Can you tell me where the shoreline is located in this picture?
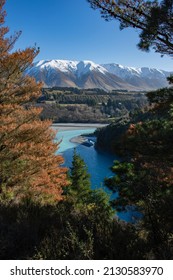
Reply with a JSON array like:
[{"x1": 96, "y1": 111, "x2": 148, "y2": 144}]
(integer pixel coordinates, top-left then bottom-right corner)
[
  {"x1": 70, "y1": 135, "x2": 87, "y2": 144},
  {"x1": 52, "y1": 122, "x2": 107, "y2": 145},
  {"x1": 51, "y1": 123, "x2": 108, "y2": 131}
]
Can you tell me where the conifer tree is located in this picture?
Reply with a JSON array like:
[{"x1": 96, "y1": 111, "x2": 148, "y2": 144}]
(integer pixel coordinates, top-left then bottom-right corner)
[
  {"x1": 88, "y1": 0, "x2": 173, "y2": 259},
  {"x1": 69, "y1": 149, "x2": 91, "y2": 204},
  {"x1": 0, "y1": 0, "x2": 68, "y2": 204},
  {"x1": 87, "y1": 0, "x2": 173, "y2": 56}
]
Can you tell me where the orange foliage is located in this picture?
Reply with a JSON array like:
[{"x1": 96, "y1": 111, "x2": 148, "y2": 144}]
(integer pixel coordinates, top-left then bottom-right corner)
[
  {"x1": 0, "y1": 1, "x2": 68, "y2": 204},
  {"x1": 127, "y1": 122, "x2": 143, "y2": 136}
]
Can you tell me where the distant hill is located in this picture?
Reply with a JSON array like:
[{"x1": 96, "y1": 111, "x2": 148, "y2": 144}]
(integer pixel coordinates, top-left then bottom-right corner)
[{"x1": 27, "y1": 59, "x2": 171, "y2": 91}]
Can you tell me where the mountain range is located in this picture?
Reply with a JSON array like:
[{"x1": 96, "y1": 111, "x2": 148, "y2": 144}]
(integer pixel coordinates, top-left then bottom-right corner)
[{"x1": 27, "y1": 59, "x2": 171, "y2": 91}]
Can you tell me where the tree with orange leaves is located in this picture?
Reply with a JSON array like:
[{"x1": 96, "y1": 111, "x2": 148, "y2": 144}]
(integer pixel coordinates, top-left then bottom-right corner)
[{"x1": 0, "y1": 0, "x2": 68, "y2": 204}]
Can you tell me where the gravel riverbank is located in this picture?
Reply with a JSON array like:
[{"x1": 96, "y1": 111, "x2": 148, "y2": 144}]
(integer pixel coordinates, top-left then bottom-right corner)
[{"x1": 51, "y1": 123, "x2": 107, "y2": 132}]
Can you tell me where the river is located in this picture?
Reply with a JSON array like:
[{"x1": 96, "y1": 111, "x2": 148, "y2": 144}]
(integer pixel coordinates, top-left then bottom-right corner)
[{"x1": 54, "y1": 124, "x2": 140, "y2": 222}]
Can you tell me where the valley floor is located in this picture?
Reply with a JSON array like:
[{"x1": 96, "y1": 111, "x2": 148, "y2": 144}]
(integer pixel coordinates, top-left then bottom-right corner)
[{"x1": 51, "y1": 123, "x2": 108, "y2": 131}]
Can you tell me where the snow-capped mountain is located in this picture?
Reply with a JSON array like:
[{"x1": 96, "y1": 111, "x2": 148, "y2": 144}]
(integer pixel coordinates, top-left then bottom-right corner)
[
  {"x1": 27, "y1": 59, "x2": 171, "y2": 91},
  {"x1": 102, "y1": 63, "x2": 171, "y2": 90}
]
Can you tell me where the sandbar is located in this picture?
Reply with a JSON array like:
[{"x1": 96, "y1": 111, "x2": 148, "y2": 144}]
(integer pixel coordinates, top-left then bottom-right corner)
[{"x1": 70, "y1": 135, "x2": 87, "y2": 144}]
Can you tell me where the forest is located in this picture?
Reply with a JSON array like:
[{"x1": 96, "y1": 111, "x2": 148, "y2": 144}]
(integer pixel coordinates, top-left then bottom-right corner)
[
  {"x1": 38, "y1": 88, "x2": 147, "y2": 123},
  {"x1": 0, "y1": 0, "x2": 173, "y2": 260}
]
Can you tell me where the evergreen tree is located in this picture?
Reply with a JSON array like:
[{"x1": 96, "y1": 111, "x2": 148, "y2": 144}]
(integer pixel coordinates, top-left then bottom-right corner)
[
  {"x1": 0, "y1": 0, "x2": 68, "y2": 204},
  {"x1": 103, "y1": 88, "x2": 173, "y2": 258},
  {"x1": 87, "y1": 0, "x2": 173, "y2": 56},
  {"x1": 69, "y1": 149, "x2": 91, "y2": 205},
  {"x1": 87, "y1": 0, "x2": 173, "y2": 259}
]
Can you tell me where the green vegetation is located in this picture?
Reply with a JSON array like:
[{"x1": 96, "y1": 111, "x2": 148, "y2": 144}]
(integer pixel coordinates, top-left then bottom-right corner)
[
  {"x1": 0, "y1": 0, "x2": 145, "y2": 260},
  {"x1": 39, "y1": 88, "x2": 147, "y2": 123},
  {"x1": 68, "y1": 149, "x2": 91, "y2": 206},
  {"x1": 88, "y1": 0, "x2": 173, "y2": 56},
  {"x1": 0, "y1": 151, "x2": 144, "y2": 260},
  {"x1": 88, "y1": 0, "x2": 173, "y2": 259},
  {"x1": 0, "y1": 199, "x2": 144, "y2": 260},
  {"x1": 1, "y1": 0, "x2": 173, "y2": 260},
  {"x1": 102, "y1": 96, "x2": 173, "y2": 258},
  {"x1": 95, "y1": 61, "x2": 173, "y2": 260}
]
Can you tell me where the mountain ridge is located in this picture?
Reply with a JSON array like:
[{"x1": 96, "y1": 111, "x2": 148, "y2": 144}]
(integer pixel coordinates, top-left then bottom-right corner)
[{"x1": 27, "y1": 59, "x2": 171, "y2": 91}]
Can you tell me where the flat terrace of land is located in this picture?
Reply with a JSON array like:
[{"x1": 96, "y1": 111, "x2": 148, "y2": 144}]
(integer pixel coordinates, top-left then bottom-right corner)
[{"x1": 51, "y1": 123, "x2": 107, "y2": 131}]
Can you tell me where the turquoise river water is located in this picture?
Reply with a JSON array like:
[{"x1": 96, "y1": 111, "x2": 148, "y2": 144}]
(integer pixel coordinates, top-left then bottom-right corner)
[{"x1": 55, "y1": 127, "x2": 140, "y2": 222}]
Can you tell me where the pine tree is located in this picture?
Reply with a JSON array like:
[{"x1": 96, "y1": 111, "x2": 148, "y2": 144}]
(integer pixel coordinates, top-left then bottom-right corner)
[
  {"x1": 69, "y1": 149, "x2": 91, "y2": 205},
  {"x1": 87, "y1": 0, "x2": 173, "y2": 56},
  {"x1": 0, "y1": 0, "x2": 68, "y2": 204},
  {"x1": 88, "y1": 0, "x2": 173, "y2": 259}
]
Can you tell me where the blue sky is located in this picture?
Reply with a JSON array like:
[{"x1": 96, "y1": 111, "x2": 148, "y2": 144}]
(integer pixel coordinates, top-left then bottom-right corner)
[{"x1": 5, "y1": 0, "x2": 173, "y2": 71}]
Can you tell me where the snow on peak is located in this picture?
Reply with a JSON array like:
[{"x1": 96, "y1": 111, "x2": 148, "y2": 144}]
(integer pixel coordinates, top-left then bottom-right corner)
[
  {"x1": 102, "y1": 63, "x2": 142, "y2": 77},
  {"x1": 35, "y1": 59, "x2": 78, "y2": 73},
  {"x1": 33, "y1": 59, "x2": 108, "y2": 77},
  {"x1": 102, "y1": 63, "x2": 169, "y2": 79},
  {"x1": 30, "y1": 59, "x2": 170, "y2": 83},
  {"x1": 35, "y1": 60, "x2": 46, "y2": 67},
  {"x1": 27, "y1": 59, "x2": 171, "y2": 91},
  {"x1": 76, "y1": 60, "x2": 107, "y2": 77}
]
